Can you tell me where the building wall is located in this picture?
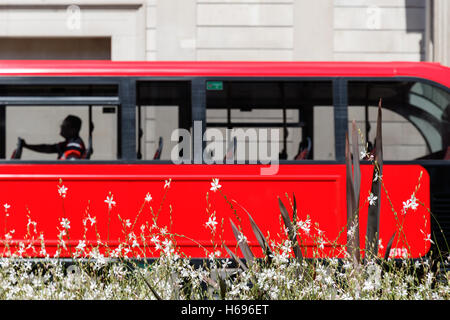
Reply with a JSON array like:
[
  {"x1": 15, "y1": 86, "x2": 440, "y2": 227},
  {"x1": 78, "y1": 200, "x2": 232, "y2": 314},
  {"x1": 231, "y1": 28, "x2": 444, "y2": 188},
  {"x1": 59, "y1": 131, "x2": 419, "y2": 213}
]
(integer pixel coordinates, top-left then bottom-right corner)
[
  {"x1": 433, "y1": 0, "x2": 450, "y2": 66},
  {"x1": 333, "y1": 0, "x2": 426, "y2": 61}
]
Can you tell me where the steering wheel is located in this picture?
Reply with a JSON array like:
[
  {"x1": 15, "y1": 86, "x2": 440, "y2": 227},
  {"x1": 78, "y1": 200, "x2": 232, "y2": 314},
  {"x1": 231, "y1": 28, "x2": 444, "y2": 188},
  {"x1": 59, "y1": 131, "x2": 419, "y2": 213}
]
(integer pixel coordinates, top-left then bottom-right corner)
[{"x1": 11, "y1": 137, "x2": 24, "y2": 159}]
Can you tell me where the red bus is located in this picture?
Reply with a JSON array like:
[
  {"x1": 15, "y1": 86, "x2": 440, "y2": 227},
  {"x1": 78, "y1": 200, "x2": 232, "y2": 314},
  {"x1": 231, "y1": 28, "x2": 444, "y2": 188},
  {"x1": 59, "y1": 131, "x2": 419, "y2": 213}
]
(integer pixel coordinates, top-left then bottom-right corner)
[{"x1": 0, "y1": 61, "x2": 448, "y2": 260}]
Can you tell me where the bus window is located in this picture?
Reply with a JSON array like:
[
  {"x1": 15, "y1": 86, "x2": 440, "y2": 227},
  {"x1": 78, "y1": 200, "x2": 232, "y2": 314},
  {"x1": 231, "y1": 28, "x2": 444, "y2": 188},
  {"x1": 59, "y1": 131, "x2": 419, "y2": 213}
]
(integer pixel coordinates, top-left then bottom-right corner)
[
  {"x1": 0, "y1": 84, "x2": 119, "y2": 161},
  {"x1": 348, "y1": 81, "x2": 450, "y2": 161},
  {"x1": 5, "y1": 106, "x2": 117, "y2": 161},
  {"x1": 205, "y1": 80, "x2": 334, "y2": 162},
  {"x1": 136, "y1": 81, "x2": 192, "y2": 161}
]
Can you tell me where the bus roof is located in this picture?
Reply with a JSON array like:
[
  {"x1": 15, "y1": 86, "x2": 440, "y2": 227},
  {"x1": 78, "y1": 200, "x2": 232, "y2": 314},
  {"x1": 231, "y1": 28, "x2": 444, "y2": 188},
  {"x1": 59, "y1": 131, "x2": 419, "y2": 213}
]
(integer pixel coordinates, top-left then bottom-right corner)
[{"x1": 0, "y1": 60, "x2": 449, "y2": 88}]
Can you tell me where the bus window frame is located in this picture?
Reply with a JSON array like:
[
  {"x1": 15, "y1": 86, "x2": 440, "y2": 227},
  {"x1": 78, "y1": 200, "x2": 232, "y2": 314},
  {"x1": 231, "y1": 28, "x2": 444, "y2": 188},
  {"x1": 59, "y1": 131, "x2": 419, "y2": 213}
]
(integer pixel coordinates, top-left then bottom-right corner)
[
  {"x1": 344, "y1": 76, "x2": 450, "y2": 164},
  {"x1": 0, "y1": 75, "x2": 448, "y2": 165},
  {"x1": 0, "y1": 76, "x2": 125, "y2": 161},
  {"x1": 202, "y1": 76, "x2": 343, "y2": 163}
]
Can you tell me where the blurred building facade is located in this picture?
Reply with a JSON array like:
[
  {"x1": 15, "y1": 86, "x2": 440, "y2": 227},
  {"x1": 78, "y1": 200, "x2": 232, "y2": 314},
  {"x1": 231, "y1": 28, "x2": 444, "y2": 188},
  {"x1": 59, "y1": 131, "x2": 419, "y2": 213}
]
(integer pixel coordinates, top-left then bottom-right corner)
[
  {"x1": 0, "y1": 0, "x2": 448, "y2": 64},
  {"x1": 0, "y1": 0, "x2": 448, "y2": 161}
]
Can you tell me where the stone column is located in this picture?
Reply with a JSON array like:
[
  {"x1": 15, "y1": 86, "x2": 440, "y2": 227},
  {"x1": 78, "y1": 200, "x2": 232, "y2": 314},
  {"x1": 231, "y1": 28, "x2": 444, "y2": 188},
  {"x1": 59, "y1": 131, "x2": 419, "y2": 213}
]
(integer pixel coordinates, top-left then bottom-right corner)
[{"x1": 433, "y1": 0, "x2": 450, "y2": 66}]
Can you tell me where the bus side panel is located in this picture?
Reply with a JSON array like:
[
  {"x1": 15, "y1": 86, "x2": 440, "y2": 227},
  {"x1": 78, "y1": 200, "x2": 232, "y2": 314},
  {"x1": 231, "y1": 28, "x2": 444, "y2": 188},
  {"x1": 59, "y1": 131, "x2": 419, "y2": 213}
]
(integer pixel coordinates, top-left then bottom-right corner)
[
  {"x1": 358, "y1": 164, "x2": 431, "y2": 259},
  {"x1": 0, "y1": 164, "x2": 429, "y2": 259}
]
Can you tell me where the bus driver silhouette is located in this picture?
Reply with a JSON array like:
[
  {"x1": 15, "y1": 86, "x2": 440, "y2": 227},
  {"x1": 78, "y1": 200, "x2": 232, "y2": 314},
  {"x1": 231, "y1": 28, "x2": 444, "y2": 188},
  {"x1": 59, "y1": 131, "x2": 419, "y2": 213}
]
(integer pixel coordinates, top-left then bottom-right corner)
[{"x1": 20, "y1": 115, "x2": 86, "y2": 160}]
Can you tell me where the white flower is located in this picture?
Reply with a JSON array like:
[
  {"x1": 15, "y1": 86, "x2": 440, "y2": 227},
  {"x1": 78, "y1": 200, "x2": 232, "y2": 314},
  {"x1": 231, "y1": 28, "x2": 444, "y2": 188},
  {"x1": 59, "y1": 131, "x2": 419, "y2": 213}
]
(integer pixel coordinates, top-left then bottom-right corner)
[
  {"x1": 402, "y1": 194, "x2": 419, "y2": 213},
  {"x1": 150, "y1": 235, "x2": 160, "y2": 244},
  {"x1": 347, "y1": 224, "x2": 357, "y2": 237},
  {"x1": 125, "y1": 219, "x2": 131, "y2": 228},
  {"x1": 315, "y1": 227, "x2": 324, "y2": 236},
  {"x1": 60, "y1": 218, "x2": 70, "y2": 230},
  {"x1": 154, "y1": 241, "x2": 162, "y2": 251},
  {"x1": 76, "y1": 240, "x2": 86, "y2": 251},
  {"x1": 205, "y1": 215, "x2": 218, "y2": 231},
  {"x1": 210, "y1": 178, "x2": 222, "y2": 192},
  {"x1": 87, "y1": 214, "x2": 96, "y2": 226},
  {"x1": 145, "y1": 192, "x2": 152, "y2": 202},
  {"x1": 368, "y1": 193, "x2": 378, "y2": 206},
  {"x1": 378, "y1": 238, "x2": 384, "y2": 250},
  {"x1": 221, "y1": 258, "x2": 231, "y2": 268},
  {"x1": 164, "y1": 179, "x2": 171, "y2": 189},
  {"x1": 3, "y1": 203, "x2": 10, "y2": 212},
  {"x1": 360, "y1": 150, "x2": 369, "y2": 160},
  {"x1": 128, "y1": 232, "x2": 136, "y2": 241},
  {"x1": 318, "y1": 238, "x2": 326, "y2": 250},
  {"x1": 297, "y1": 219, "x2": 311, "y2": 234},
  {"x1": 58, "y1": 185, "x2": 68, "y2": 198},
  {"x1": 237, "y1": 233, "x2": 247, "y2": 244},
  {"x1": 420, "y1": 229, "x2": 434, "y2": 244},
  {"x1": 208, "y1": 250, "x2": 221, "y2": 260},
  {"x1": 208, "y1": 252, "x2": 216, "y2": 260},
  {"x1": 402, "y1": 200, "x2": 410, "y2": 212},
  {"x1": 104, "y1": 194, "x2": 116, "y2": 209},
  {"x1": 17, "y1": 243, "x2": 25, "y2": 256},
  {"x1": 162, "y1": 239, "x2": 172, "y2": 250},
  {"x1": 409, "y1": 200, "x2": 419, "y2": 211},
  {"x1": 373, "y1": 171, "x2": 382, "y2": 182}
]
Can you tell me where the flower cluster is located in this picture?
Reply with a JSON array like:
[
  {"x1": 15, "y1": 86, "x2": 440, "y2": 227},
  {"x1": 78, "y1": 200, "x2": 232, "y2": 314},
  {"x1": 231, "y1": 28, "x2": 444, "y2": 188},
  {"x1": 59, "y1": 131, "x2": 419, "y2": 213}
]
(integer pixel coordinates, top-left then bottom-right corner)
[
  {"x1": 402, "y1": 194, "x2": 419, "y2": 213},
  {"x1": 0, "y1": 176, "x2": 445, "y2": 301}
]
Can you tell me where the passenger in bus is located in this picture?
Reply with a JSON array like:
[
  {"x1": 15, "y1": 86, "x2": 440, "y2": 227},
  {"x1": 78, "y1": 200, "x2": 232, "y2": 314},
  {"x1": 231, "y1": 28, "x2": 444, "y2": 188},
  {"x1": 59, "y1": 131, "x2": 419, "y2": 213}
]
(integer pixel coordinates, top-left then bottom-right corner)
[
  {"x1": 20, "y1": 115, "x2": 86, "y2": 160},
  {"x1": 295, "y1": 137, "x2": 312, "y2": 160}
]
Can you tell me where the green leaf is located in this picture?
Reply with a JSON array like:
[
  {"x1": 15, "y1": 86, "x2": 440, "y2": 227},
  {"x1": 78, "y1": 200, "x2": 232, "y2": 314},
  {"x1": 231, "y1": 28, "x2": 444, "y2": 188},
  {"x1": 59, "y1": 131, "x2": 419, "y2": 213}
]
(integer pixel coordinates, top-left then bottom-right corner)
[
  {"x1": 366, "y1": 98, "x2": 383, "y2": 259},
  {"x1": 124, "y1": 262, "x2": 162, "y2": 300},
  {"x1": 223, "y1": 243, "x2": 248, "y2": 271},
  {"x1": 246, "y1": 211, "x2": 273, "y2": 261},
  {"x1": 218, "y1": 273, "x2": 227, "y2": 300},
  {"x1": 229, "y1": 218, "x2": 254, "y2": 266},
  {"x1": 278, "y1": 198, "x2": 302, "y2": 260},
  {"x1": 293, "y1": 194, "x2": 298, "y2": 225},
  {"x1": 345, "y1": 132, "x2": 360, "y2": 264},
  {"x1": 384, "y1": 231, "x2": 396, "y2": 260},
  {"x1": 351, "y1": 120, "x2": 361, "y2": 207}
]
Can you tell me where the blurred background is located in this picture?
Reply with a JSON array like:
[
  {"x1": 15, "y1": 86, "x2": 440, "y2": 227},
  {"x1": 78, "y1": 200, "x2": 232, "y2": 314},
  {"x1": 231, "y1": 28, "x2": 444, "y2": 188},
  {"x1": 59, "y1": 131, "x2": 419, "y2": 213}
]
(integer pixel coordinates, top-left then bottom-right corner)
[{"x1": 0, "y1": 0, "x2": 448, "y2": 64}]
